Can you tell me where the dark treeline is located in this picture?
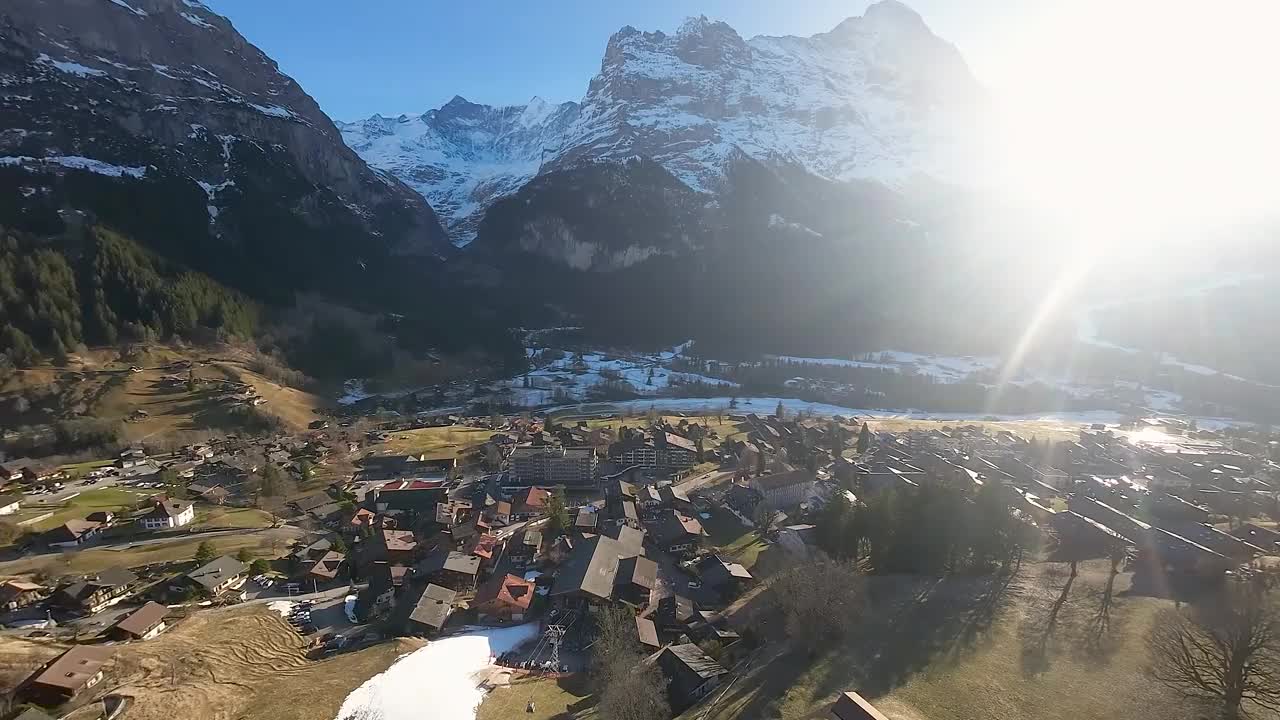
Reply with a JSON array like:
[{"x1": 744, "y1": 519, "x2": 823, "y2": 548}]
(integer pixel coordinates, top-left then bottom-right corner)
[
  {"x1": 0, "y1": 224, "x2": 256, "y2": 367},
  {"x1": 817, "y1": 482, "x2": 1035, "y2": 575}
]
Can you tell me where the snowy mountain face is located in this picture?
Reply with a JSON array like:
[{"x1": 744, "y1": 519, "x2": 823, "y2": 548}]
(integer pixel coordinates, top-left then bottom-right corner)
[
  {"x1": 338, "y1": 97, "x2": 579, "y2": 246},
  {"x1": 342, "y1": 0, "x2": 982, "y2": 251},
  {"x1": 1, "y1": 0, "x2": 449, "y2": 297}
]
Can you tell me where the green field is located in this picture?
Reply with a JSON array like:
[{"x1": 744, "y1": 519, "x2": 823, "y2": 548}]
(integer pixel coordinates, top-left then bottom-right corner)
[
  {"x1": 13, "y1": 487, "x2": 146, "y2": 531},
  {"x1": 477, "y1": 675, "x2": 596, "y2": 720},
  {"x1": 0, "y1": 527, "x2": 302, "y2": 578},
  {"x1": 192, "y1": 506, "x2": 274, "y2": 530},
  {"x1": 380, "y1": 425, "x2": 494, "y2": 458}
]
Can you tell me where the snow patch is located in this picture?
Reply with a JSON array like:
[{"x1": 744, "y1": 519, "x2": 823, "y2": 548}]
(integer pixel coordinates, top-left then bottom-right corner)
[
  {"x1": 333, "y1": 624, "x2": 539, "y2": 720},
  {"x1": 248, "y1": 102, "x2": 295, "y2": 119},
  {"x1": 108, "y1": 0, "x2": 149, "y2": 17},
  {"x1": 767, "y1": 352, "x2": 1000, "y2": 383},
  {"x1": 0, "y1": 155, "x2": 146, "y2": 178},
  {"x1": 266, "y1": 601, "x2": 295, "y2": 617},
  {"x1": 180, "y1": 12, "x2": 214, "y2": 29},
  {"x1": 36, "y1": 54, "x2": 108, "y2": 78}
]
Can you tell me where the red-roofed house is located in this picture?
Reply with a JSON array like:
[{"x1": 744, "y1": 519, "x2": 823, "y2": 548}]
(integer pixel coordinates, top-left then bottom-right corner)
[
  {"x1": 471, "y1": 573, "x2": 535, "y2": 622},
  {"x1": 512, "y1": 487, "x2": 552, "y2": 520}
]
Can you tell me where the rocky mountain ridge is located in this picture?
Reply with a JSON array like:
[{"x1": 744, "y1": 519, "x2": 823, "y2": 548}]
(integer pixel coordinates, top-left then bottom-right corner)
[
  {"x1": 340, "y1": 0, "x2": 983, "y2": 252},
  {"x1": 0, "y1": 0, "x2": 450, "y2": 303}
]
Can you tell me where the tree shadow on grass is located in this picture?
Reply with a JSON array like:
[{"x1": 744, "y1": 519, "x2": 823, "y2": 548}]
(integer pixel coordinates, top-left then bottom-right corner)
[
  {"x1": 803, "y1": 569, "x2": 1019, "y2": 706},
  {"x1": 1020, "y1": 562, "x2": 1077, "y2": 676}
]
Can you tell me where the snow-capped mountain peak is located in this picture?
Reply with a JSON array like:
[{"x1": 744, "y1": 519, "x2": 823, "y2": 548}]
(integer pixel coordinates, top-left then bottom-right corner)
[{"x1": 341, "y1": 2, "x2": 981, "y2": 248}]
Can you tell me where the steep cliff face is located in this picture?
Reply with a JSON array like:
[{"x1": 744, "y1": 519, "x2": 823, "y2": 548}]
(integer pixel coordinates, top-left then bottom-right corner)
[
  {"x1": 0, "y1": 0, "x2": 449, "y2": 302},
  {"x1": 343, "y1": 0, "x2": 982, "y2": 259}
]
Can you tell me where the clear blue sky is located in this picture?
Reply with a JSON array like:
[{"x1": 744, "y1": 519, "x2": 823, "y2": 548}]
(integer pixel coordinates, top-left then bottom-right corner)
[{"x1": 205, "y1": 0, "x2": 1024, "y2": 121}]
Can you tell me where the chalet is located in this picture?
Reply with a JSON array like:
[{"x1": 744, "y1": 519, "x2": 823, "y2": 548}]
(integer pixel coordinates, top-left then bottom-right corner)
[
  {"x1": 655, "y1": 594, "x2": 696, "y2": 633},
  {"x1": 830, "y1": 691, "x2": 891, "y2": 720},
  {"x1": 550, "y1": 535, "x2": 628, "y2": 606},
  {"x1": 460, "y1": 532, "x2": 499, "y2": 566},
  {"x1": 657, "y1": 484, "x2": 693, "y2": 511},
  {"x1": 44, "y1": 519, "x2": 103, "y2": 549},
  {"x1": 0, "y1": 458, "x2": 34, "y2": 485},
  {"x1": 418, "y1": 550, "x2": 481, "y2": 590},
  {"x1": 574, "y1": 504, "x2": 602, "y2": 533},
  {"x1": 471, "y1": 573, "x2": 535, "y2": 622},
  {"x1": 508, "y1": 528, "x2": 544, "y2": 568},
  {"x1": 85, "y1": 510, "x2": 114, "y2": 524},
  {"x1": 117, "y1": 447, "x2": 148, "y2": 469},
  {"x1": 305, "y1": 551, "x2": 347, "y2": 585},
  {"x1": 614, "y1": 555, "x2": 658, "y2": 605},
  {"x1": 688, "y1": 609, "x2": 741, "y2": 647},
  {"x1": 21, "y1": 646, "x2": 114, "y2": 706},
  {"x1": 0, "y1": 580, "x2": 46, "y2": 611},
  {"x1": 602, "y1": 523, "x2": 646, "y2": 558},
  {"x1": 657, "y1": 643, "x2": 729, "y2": 710},
  {"x1": 307, "y1": 502, "x2": 345, "y2": 524},
  {"x1": 109, "y1": 601, "x2": 169, "y2": 641},
  {"x1": 55, "y1": 567, "x2": 136, "y2": 613},
  {"x1": 21, "y1": 461, "x2": 63, "y2": 485},
  {"x1": 407, "y1": 583, "x2": 456, "y2": 635},
  {"x1": 489, "y1": 500, "x2": 513, "y2": 526},
  {"x1": 724, "y1": 484, "x2": 763, "y2": 518},
  {"x1": 348, "y1": 507, "x2": 377, "y2": 532},
  {"x1": 751, "y1": 470, "x2": 817, "y2": 514},
  {"x1": 0, "y1": 492, "x2": 21, "y2": 515},
  {"x1": 511, "y1": 486, "x2": 552, "y2": 520},
  {"x1": 695, "y1": 554, "x2": 753, "y2": 599},
  {"x1": 854, "y1": 460, "x2": 926, "y2": 494},
  {"x1": 186, "y1": 555, "x2": 248, "y2": 596},
  {"x1": 138, "y1": 500, "x2": 195, "y2": 531},
  {"x1": 291, "y1": 536, "x2": 334, "y2": 563},
  {"x1": 290, "y1": 492, "x2": 335, "y2": 515},
  {"x1": 380, "y1": 529, "x2": 419, "y2": 563},
  {"x1": 372, "y1": 479, "x2": 448, "y2": 515},
  {"x1": 648, "y1": 509, "x2": 705, "y2": 555},
  {"x1": 636, "y1": 615, "x2": 661, "y2": 650}
]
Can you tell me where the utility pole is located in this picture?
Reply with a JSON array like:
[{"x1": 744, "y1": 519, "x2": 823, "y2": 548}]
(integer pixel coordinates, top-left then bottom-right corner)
[{"x1": 545, "y1": 624, "x2": 565, "y2": 670}]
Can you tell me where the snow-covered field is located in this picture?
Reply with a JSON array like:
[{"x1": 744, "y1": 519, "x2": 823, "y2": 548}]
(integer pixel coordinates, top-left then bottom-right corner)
[
  {"x1": 768, "y1": 352, "x2": 1001, "y2": 383},
  {"x1": 492, "y1": 349, "x2": 738, "y2": 406},
  {"x1": 548, "y1": 395, "x2": 1126, "y2": 426},
  {"x1": 334, "y1": 624, "x2": 538, "y2": 720}
]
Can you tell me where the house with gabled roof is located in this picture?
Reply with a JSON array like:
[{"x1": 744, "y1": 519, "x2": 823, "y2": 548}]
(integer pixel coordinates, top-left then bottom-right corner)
[
  {"x1": 55, "y1": 567, "x2": 136, "y2": 614},
  {"x1": 471, "y1": 573, "x2": 535, "y2": 622},
  {"x1": 407, "y1": 583, "x2": 456, "y2": 636},
  {"x1": 21, "y1": 645, "x2": 114, "y2": 705},
  {"x1": 139, "y1": 499, "x2": 195, "y2": 531},
  {"x1": 657, "y1": 643, "x2": 729, "y2": 711},
  {"x1": 185, "y1": 555, "x2": 248, "y2": 596},
  {"x1": 109, "y1": 601, "x2": 169, "y2": 641},
  {"x1": 647, "y1": 509, "x2": 705, "y2": 555}
]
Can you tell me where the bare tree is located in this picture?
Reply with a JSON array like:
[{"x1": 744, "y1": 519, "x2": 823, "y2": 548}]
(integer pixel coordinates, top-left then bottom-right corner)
[
  {"x1": 1148, "y1": 588, "x2": 1280, "y2": 719},
  {"x1": 590, "y1": 606, "x2": 669, "y2": 720},
  {"x1": 772, "y1": 557, "x2": 865, "y2": 651}
]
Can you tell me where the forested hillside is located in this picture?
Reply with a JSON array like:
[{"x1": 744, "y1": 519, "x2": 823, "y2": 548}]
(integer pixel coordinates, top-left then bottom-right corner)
[{"x1": 0, "y1": 225, "x2": 256, "y2": 368}]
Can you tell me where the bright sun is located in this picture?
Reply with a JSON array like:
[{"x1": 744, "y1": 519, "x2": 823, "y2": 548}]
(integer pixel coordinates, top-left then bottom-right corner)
[{"x1": 984, "y1": 0, "x2": 1280, "y2": 250}]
